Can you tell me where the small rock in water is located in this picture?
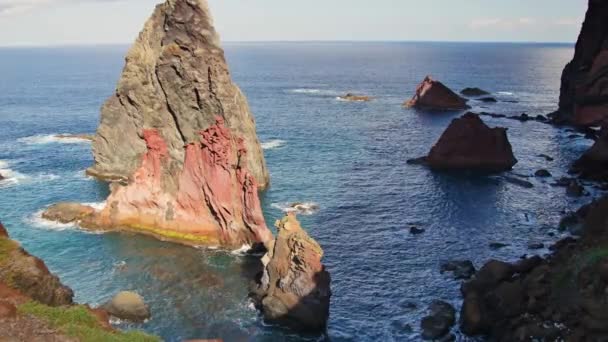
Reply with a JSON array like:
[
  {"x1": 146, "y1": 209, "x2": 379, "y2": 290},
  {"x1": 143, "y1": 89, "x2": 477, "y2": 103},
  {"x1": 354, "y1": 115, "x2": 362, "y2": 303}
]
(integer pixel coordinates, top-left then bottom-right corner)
[
  {"x1": 534, "y1": 169, "x2": 552, "y2": 178},
  {"x1": 566, "y1": 181, "x2": 585, "y2": 197},
  {"x1": 535, "y1": 115, "x2": 548, "y2": 122},
  {"x1": 527, "y1": 242, "x2": 545, "y2": 250},
  {"x1": 502, "y1": 176, "x2": 534, "y2": 189},
  {"x1": 420, "y1": 301, "x2": 456, "y2": 340},
  {"x1": 102, "y1": 291, "x2": 150, "y2": 322},
  {"x1": 461, "y1": 87, "x2": 490, "y2": 97},
  {"x1": 338, "y1": 93, "x2": 372, "y2": 102},
  {"x1": 440, "y1": 260, "x2": 476, "y2": 280},
  {"x1": 538, "y1": 154, "x2": 554, "y2": 162},
  {"x1": 410, "y1": 226, "x2": 426, "y2": 235},
  {"x1": 479, "y1": 97, "x2": 497, "y2": 103},
  {"x1": 552, "y1": 177, "x2": 574, "y2": 187},
  {"x1": 0, "y1": 173, "x2": 4, "y2": 181},
  {"x1": 489, "y1": 242, "x2": 510, "y2": 250},
  {"x1": 406, "y1": 156, "x2": 428, "y2": 165},
  {"x1": 287, "y1": 202, "x2": 320, "y2": 215}
]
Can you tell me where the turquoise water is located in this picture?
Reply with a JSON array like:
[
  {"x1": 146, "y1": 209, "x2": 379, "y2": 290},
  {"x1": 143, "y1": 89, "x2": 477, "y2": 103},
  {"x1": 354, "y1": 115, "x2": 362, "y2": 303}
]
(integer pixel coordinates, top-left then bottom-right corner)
[{"x1": 0, "y1": 42, "x2": 595, "y2": 341}]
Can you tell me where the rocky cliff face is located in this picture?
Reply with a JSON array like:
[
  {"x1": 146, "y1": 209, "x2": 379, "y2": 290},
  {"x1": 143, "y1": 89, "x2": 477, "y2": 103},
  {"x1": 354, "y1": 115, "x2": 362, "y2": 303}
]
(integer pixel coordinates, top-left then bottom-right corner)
[
  {"x1": 251, "y1": 214, "x2": 331, "y2": 332},
  {"x1": 556, "y1": 0, "x2": 608, "y2": 126},
  {"x1": 83, "y1": 0, "x2": 272, "y2": 247}
]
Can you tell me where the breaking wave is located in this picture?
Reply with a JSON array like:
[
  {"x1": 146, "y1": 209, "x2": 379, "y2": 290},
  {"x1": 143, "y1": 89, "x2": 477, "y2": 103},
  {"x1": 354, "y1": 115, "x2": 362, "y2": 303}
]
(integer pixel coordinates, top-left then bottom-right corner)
[
  {"x1": 261, "y1": 139, "x2": 286, "y2": 150},
  {"x1": 18, "y1": 134, "x2": 91, "y2": 145},
  {"x1": 26, "y1": 209, "x2": 77, "y2": 231},
  {"x1": 288, "y1": 88, "x2": 341, "y2": 97},
  {"x1": 271, "y1": 201, "x2": 320, "y2": 215}
]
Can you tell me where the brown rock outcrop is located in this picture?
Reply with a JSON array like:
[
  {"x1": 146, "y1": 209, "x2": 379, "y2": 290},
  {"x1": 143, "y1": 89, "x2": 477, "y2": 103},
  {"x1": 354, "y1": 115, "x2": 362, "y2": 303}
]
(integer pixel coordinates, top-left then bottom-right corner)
[
  {"x1": 556, "y1": 0, "x2": 608, "y2": 126},
  {"x1": 58, "y1": 0, "x2": 272, "y2": 248},
  {"x1": 423, "y1": 113, "x2": 517, "y2": 172},
  {"x1": 338, "y1": 93, "x2": 372, "y2": 102},
  {"x1": 405, "y1": 76, "x2": 470, "y2": 110},
  {"x1": 0, "y1": 222, "x2": 73, "y2": 306},
  {"x1": 251, "y1": 214, "x2": 331, "y2": 332},
  {"x1": 571, "y1": 128, "x2": 608, "y2": 180}
]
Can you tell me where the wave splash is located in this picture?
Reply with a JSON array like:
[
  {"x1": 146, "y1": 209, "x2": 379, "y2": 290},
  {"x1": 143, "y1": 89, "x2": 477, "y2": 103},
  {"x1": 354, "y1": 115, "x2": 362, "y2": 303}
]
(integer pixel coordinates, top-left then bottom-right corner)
[
  {"x1": 18, "y1": 134, "x2": 91, "y2": 145},
  {"x1": 271, "y1": 202, "x2": 320, "y2": 215},
  {"x1": 261, "y1": 139, "x2": 286, "y2": 150}
]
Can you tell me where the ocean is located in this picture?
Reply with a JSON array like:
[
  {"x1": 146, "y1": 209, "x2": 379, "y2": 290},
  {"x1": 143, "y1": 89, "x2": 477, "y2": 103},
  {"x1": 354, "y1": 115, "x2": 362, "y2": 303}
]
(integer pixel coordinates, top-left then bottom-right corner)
[{"x1": 0, "y1": 42, "x2": 591, "y2": 341}]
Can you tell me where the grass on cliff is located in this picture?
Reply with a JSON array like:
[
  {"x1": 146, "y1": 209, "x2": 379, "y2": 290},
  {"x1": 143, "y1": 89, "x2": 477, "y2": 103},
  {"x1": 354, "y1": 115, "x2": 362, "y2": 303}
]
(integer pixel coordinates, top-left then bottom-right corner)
[
  {"x1": 0, "y1": 237, "x2": 18, "y2": 263},
  {"x1": 18, "y1": 301, "x2": 160, "y2": 342}
]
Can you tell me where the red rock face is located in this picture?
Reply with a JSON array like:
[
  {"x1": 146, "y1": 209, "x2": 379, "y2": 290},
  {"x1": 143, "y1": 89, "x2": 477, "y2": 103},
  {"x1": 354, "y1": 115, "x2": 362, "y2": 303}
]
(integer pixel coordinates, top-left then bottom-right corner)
[
  {"x1": 558, "y1": 0, "x2": 608, "y2": 126},
  {"x1": 405, "y1": 76, "x2": 470, "y2": 111},
  {"x1": 97, "y1": 117, "x2": 273, "y2": 247},
  {"x1": 426, "y1": 113, "x2": 518, "y2": 172}
]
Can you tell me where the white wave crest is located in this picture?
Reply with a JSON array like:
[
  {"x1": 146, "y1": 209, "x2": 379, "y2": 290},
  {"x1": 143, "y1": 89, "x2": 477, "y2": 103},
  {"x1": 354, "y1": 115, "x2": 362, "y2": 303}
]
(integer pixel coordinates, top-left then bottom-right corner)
[
  {"x1": 18, "y1": 134, "x2": 91, "y2": 145},
  {"x1": 231, "y1": 244, "x2": 253, "y2": 256},
  {"x1": 0, "y1": 160, "x2": 30, "y2": 186},
  {"x1": 271, "y1": 202, "x2": 320, "y2": 215},
  {"x1": 25, "y1": 209, "x2": 77, "y2": 231},
  {"x1": 82, "y1": 201, "x2": 106, "y2": 211},
  {"x1": 288, "y1": 88, "x2": 340, "y2": 96},
  {"x1": 261, "y1": 139, "x2": 286, "y2": 150},
  {"x1": 497, "y1": 91, "x2": 515, "y2": 96}
]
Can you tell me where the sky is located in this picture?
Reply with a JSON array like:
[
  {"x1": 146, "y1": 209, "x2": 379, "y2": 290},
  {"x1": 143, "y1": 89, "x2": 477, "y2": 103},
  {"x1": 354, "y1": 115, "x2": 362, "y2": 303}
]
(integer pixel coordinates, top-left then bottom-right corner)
[{"x1": 0, "y1": 0, "x2": 588, "y2": 46}]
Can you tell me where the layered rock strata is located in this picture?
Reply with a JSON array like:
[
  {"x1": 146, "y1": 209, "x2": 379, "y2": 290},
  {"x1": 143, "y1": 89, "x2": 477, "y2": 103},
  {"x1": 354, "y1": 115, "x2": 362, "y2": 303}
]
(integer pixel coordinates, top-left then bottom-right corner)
[
  {"x1": 405, "y1": 76, "x2": 470, "y2": 110},
  {"x1": 49, "y1": 0, "x2": 272, "y2": 247},
  {"x1": 251, "y1": 214, "x2": 331, "y2": 332}
]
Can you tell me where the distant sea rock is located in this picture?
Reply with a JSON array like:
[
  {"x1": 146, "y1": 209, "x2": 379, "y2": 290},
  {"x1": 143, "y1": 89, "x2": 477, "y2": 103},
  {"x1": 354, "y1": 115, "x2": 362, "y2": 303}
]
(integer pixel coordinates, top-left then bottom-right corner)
[
  {"x1": 250, "y1": 214, "x2": 331, "y2": 332},
  {"x1": 424, "y1": 113, "x2": 517, "y2": 172},
  {"x1": 338, "y1": 93, "x2": 373, "y2": 102},
  {"x1": 461, "y1": 87, "x2": 490, "y2": 97},
  {"x1": 63, "y1": 0, "x2": 273, "y2": 248},
  {"x1": 405, "y1": 76, "x2": 470, "y2": 110},
  {"x1": 555, "y1": 0, "x2": 608, "y2": 126}
]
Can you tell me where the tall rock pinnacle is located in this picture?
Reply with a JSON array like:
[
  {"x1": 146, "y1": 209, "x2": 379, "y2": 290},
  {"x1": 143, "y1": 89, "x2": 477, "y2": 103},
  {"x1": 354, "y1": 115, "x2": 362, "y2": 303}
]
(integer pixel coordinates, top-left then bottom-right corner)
[{"x1": 83, "y1": 0, "x2": 272, "y2": 247}]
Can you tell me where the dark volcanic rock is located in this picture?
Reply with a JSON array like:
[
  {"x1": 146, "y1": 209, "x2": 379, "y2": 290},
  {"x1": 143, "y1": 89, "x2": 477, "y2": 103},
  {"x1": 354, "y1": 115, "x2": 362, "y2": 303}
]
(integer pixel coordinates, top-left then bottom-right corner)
[
  {"x1": 405, "y1": 76, "x2": 470, "y2": 111},
  {"x1": 440, "y1": 260, "x2": 476, "y2": 280},
  {"x1": 557, "y1": 0, "x2": 608, "y2": 126},
  {"x1": 425, "y1": 113, "x2": 517, "y2": 172},
  {"x1": 534, "y1": 169, "x2": 552, "y2": 178},
  {"x1": 251, "y1": 214, "x2": 331, "y2": 332},
  {"x1": 489, "y1": 242, "x2": 510, "y2": 250},
  {"x1": 410, "y1": 226, "x2": 426, "y2": 235},
  {"x1": 420, "y1": 301, "x2": 456, "y2": 340},
  {"x1": 478, "y1": 97, "x2": 497, "y2": 103},
  {"x1": 461, "y1": 88, "x2": 490, "y2": 97},
  {"x1": 572, "y1": 128, "x2": 608, "y2": 181},
  {"x1": 567, "y1": 181, "x2": 585, "y2": 197}
]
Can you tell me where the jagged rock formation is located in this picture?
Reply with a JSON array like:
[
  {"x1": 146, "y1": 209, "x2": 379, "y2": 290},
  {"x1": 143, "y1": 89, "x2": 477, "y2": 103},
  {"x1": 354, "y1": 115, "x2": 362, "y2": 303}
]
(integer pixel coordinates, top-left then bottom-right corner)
[
  {"x1": 64, "y1": 0, "x2": 272, "y2": 247},
  {"x1": 555, "y1": 0, "x2": 608, "y2": 126},
  {"x1": 420, "y1": 113, "x2": 517, "y2": 172},
  {"x1": 571, "y1": 128, "x2": 608, "y2": 180},
  {"x1": 251, "y1": 214, "x2": 331, "y2": 332},
  {"x1": 405, "y1": 76, "x2": 470, "y2": 110},
  {"x1": 0, "y1": 222, "x2": 73, "y2": 306}
]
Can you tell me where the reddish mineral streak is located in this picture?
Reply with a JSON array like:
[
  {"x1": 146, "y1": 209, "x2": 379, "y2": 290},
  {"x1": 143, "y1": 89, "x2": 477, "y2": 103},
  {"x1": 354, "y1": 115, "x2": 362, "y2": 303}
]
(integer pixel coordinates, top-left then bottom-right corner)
[{"x1": 98, "y1": 117, "x2": 272, "y2": 246}]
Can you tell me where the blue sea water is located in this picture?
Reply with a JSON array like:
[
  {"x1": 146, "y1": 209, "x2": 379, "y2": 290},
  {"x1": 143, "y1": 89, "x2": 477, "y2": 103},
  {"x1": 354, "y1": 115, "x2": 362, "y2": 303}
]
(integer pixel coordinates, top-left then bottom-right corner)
[{"x1": 0, "y1": 42, "x2": 594, "y2": 341}]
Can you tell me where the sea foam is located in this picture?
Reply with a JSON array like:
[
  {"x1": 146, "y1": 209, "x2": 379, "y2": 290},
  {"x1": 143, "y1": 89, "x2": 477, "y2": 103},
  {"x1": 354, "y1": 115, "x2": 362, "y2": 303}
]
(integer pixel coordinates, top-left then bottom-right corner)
[
  {"x1": 261, "y1": 139, "x2": 286, "y2": 150},
  {"x1": 18, "y1": 134, "x2": 91, "y2": 145},
  {"x1": 271, "y1": 202, "x2": 320, "y2": 215}
]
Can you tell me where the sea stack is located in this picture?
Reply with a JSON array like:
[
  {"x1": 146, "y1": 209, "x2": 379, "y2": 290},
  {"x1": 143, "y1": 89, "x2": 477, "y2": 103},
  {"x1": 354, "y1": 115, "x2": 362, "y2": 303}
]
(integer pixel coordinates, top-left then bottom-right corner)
[
  {"x1": 555, "y1": 0, "x2": 608, "y2": 126},
  {"x1": 251, "y1": 214, "x2": 331, "y2": 332},
  {"x1": 405, "y1": 76, "x2": 470, "y2": 111},
  {"x1": 46, "y1": 0, "x2": 274, "y2": 248},
  {"x1": 424, "y1": 113, "x2": 517, "y2": 172}
]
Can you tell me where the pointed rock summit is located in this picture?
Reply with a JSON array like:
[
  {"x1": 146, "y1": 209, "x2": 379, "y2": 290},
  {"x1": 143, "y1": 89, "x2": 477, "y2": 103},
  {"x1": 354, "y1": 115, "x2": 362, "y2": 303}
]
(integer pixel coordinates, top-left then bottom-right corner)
[
  {"x1": 405, "y1": 76, "x2": 470, "y2": 111},
  {"x1": 424, "y1": 113, "x2": 517, "y2": 172},
  {"x1": 48, "y1": 0, "x2": 273, "y2": 247}
]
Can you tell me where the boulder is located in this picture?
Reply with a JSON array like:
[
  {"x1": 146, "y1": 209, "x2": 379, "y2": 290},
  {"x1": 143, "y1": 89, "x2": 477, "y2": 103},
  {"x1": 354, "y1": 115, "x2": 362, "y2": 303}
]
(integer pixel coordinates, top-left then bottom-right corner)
[
  {"x1": 102, "y1": 291, "x2": 150, "y2": 322},
  {"x1": 556, "y1": 0, "x2": 608, "y2": 126},
  {"x1": 440, "y1": 260, "x2": 476, "y2": 280},
  {"x1": 420, "y1": 301, "x2": 456, "y2": 340},
  {"x1": 55, "y1": 0, "x2": 273, "y2": 248},
  {"x1": 251, "y1": 214, "x2": 331, "y2": 332},
  {"x1": 461, "y1": 88, "x2": 490, "y2": 97},
  {"x1": 41, "y1": 203, "x2": 97, "y2": 226},
  {"x1": 571, "y1": 128, "x2": 608, "y2": 181},
  {"x1": 424, "y1": 113, "x2": 518, "y2": 172},
  {"x1": 405, "y1": 76, "x2": 470, "y2": 110},
  {"x1": 534, "y1": 169, "x2": 552, "y2": 178},
  {"x1": 0, "y1": 173, "x2": 4, "y2": 181},
  {"x1": 338, "y1": 93, "x2": 372, "y2": 102}
]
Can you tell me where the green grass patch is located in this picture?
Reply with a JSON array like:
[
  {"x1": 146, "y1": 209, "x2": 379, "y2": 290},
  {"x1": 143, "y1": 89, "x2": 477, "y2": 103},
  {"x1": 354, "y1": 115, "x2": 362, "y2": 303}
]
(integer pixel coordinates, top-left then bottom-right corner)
[
  {"x1": 0, "y1": 237, "x2": 18, "y2": 263},
  {"x1": 18, "y1": 301, "x2": 160, "y2": 342}
]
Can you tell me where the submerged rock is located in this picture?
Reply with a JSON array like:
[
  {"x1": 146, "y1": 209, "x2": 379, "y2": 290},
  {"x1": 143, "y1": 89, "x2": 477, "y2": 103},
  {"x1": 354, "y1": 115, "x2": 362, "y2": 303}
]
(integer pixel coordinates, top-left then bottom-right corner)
[
  {"x1": 338, "y1": 93, "x2": 372, "y2": 102},
  {"x1": 424, "y1": 113, "x2": 517, "y2": 172},
  {"x1": 567, "y1": 181, "x2": 585, "y2": 197},
  {"x1": 102, "y1": 291, "x2": 151, "y2": 322},
  {"x1": 440, "y1": 260, "x2": 475, "y2": 280},
  {"x1": 534, "y1": 169, "x2": 552, "y2": 178},
  {"x1": 461, "y1": 87, "x2": 490, "y2": 97},
  {"x1": 405, "y1": 76, "x2": 470, "y2": 110},
  {"x1": 556, "y1": 0, "x2": 608, "y2": 126},
  {"x1": 0, "y1": 222, "x2": 73, "y2": 306},
  {"x1": 61, "y1": 0, "x2": 272, "y2": 248},
  {"x1": 420, "y1": 301, "x2": 456, "y2": 340},
  {"x1": 251, "y1": 214, "x2": 331, "y2": 332}
]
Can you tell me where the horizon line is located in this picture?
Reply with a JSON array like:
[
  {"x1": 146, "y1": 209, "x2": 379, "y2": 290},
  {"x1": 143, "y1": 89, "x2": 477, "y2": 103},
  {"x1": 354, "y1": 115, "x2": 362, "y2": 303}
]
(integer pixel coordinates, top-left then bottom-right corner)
[{"x1": 0, "y1": 39, "x2": 575, "y2": 48}]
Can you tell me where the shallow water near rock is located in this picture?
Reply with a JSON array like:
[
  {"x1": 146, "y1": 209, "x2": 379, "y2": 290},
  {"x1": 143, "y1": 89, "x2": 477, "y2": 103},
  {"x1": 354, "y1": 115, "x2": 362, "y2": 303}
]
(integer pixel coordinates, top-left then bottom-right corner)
[{"x1": 0, "y1": 42, "x2": 596, "y2": 341}]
